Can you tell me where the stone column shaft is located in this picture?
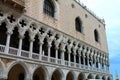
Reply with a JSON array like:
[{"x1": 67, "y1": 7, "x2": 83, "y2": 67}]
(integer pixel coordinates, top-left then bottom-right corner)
[
  {"x1": 39, "y1": 43, "x2": 43, "y2": 60},
  {"x1": 48, "y1": 44, "x2": 51, "y2": 62},
  {"x1": 18, "y1": 38, "x2": 22, "y2": 56},
  {"x1": 55, "y1": 48, "x2": 58, "y2": 63},
  {"x1": 61, "y1": 51, "x2": 64, "y2": 65},
  {"x1": 79, "y1": 55, "x2": 81, "y2": 64},
  {"x1": 5, "y1": 34, "x2": 11, "y2": 54},
  {"x1": 29, "y1": 41, "x2": 33, "y2": 58},
  {"x1": 68, "y1": 53, "x2": 70, "y2": 66}
]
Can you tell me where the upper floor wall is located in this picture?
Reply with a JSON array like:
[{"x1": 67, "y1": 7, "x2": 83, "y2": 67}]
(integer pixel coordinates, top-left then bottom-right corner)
[
  {"x1": 25, "y1": 0, "x2": 108, "y2": 53},
  {"x1": 0, "y1": 0, "x2": 108, "y2": 53}
]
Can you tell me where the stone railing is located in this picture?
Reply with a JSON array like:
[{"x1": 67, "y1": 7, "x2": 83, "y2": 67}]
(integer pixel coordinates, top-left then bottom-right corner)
[{"x1": 0, "y1": 44, "x2": 109, "y2": 74}]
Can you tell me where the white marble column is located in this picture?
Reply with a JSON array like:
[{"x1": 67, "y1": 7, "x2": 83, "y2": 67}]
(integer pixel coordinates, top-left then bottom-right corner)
[
  {"x1": 68, "y1": 53, "x2": 70, "y2": 66},
  {"x1": 74, "y1": 54, "x2": 76, "y2": 62},
  {"x1": 60, "y1": 42, "x2": 66, "y2": 65},
  {"x1": 48, "y1": 43, "x2": 51, "y2": 62},
  {"x1": 39, "y1": 42, "x2": 43, "y2": 60},
  {"x1": 83, "y1": 55, "x2": 85, "y2": 67},
  {"x1": 55, "y1": 47, "x2": 58, "y2": 63},
  {"x1": 94, "y1": 58, "x2": 96, "y2": 68},
  {"x1": 61, "y1": 50, "x2": 65, "y2": 65},
  {"x1": 18, "y1": 35, "x2": 24, "y2": 56},
  {"x1": 29, "y1": 40, "x2": 34, "y2": 58},
  {"x1": 5, "y1": 33, "x2": 11, "y2": 54},
  {"x1": 79, "y1": 55, "x2": 81, "y2": 65}
]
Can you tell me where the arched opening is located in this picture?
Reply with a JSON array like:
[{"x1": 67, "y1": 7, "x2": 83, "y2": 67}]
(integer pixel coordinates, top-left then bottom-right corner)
[
  {"x1": 76, "y1": 53, "x2": 79, "y2": 63},
  {"x1": 58, "y1": 46, "x2": 61, "y2": 59},
  {"x1": 75, "y1": 17, "x2": 82, "y2": 32},
  {"x1": 51, "y1": 69, "x2": 63, "y2": 80},
  {"x1": 58, "y1": 43, "x2": 61, "y2": 59},
  {"x1": 43, "y1": 0, "x2": 55, "y2": 17},
  {"x1": 22, "y1": 31, "x2": 30, "y2": 51},
  {"x1": 78, "y1": 73, "x2": 85, "y2": 80},
  {"x1": 42, "y1": 38, "x2": 48, "y2": 56},
  {"x1": 85, "y1": 55, "x2": 88, "y2": 66},
  {"x1": 107, "y1": 77, "x2": 111, "y2": 80},
  {"x1": 64, "y1": 46, "x2": 68, "y2": 61},
  {"x1": 70, "y1": 53, "x2": 74, "y2": 62},
  {"x1": 33, "y1": 67, "x2": 47, "y2": 80},
  {"x1": 66, "y1": 71, "x2": 74, "y2": 80},
  {"x1": 81, "y1": 52, "x2": 84, "y2": 65},
  {"x1": 89, "y1": 54, "x2": 92, "y2": 66},
  {"x1": 94, "y1": 29, "x2": 100, "y2": 42},
  {"x1": 10, "y1": 27, "x2": 19, "y2": 48},
  {"x1": 33, "y1": 35, "x2": 39, "y2": 54},
  {"x1": 50, "y1": 41, "x2": 56, "y2": 58},
  {"x1": 88, "y1": 74, "x2": 94, "y2": 79},
  {"x1": 96, "y1": 60, "x2": 99, "y2": 68},
  {"x1": 0, "y1": 22, "x2": 7, "y2": 45},
  {"x1": 102, "y1": 76, "x2": 106, "y2": 80},
  {"x1": 8, "y1": 64, "x2": 25, "y2": 80},
  {"x1": 95, "y1": 75, "x2": 100, "y2": 79},
  {"x1": 93, "y1": 55, "x2": 96, "y2": 67}
]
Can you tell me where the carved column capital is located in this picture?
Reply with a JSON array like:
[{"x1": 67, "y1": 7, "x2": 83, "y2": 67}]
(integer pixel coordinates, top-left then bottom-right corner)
[{"x1": 60, "y1": 42, "x2": 66, "y2": 52}]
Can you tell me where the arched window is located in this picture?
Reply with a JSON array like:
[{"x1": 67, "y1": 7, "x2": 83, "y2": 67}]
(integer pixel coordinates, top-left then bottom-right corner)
[
  {"x1": 22, "y1": 31, "x2": 30, "y2": 51},
  {"x1": 33, "y1": 35, "x2": 39, "y2": 53},
  {"x1": 75, "y1": 17, "x2": 82, "y2": 32},
  {"x1": 42, "y1": 38, "x2": 48, "y2": 56},
  {"x1": 10, "y1": 27, "x2": 19, "y2": 48},
  {"x1": 94, "y1": 29, "x2": 100, "y2": 42},
  {"x1": 43, "y1": 0, "x2": 55, "y2": 17},
  {"x1": 0, "y1": 22, "x2": 7, "y2": 45},
  {"x1": 50, "y1": 41, "x2": 56, "y2": 58}
]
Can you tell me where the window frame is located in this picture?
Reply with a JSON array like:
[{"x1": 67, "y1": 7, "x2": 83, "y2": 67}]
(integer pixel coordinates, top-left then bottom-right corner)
[
  {"x1": 94, "y1": 29, "x2": 100, "y2": 43},
  {"x1": 43, "y1": 0, "x2": 55, "y2": 17},
  {"x1": 75, "y1": 17, "x2": 83, "y2": 33}
]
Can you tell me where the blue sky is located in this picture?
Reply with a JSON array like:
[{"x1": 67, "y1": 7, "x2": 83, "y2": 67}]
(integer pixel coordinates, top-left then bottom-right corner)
[{"x1": 79, "y1": 0, "x2": 120, "y2": 79}]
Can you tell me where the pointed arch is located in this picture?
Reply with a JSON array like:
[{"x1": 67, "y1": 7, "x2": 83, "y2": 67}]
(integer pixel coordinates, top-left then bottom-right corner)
[
  {"x1": 50, "y1": 40, "x2": 56, "y2": 58},
  {"x1": 51, "y1": 68, "x2": 64, "y2": 80},
  {"x1": 22, "y1": 31, "x2": 30, "y2": 51},
  {"x1": 32, "y1": 65, "x2": 49, "y2": 80},
  {"x1": 102, "y1": 76, "x2": 106, "y2": 80},
  {"x1": 43, "y1": 0, "x2": 55, "y2": 17},
  {"x1": 33, "y1": 34, "x2": 39, "y2": 54},
  {"x1": 7, "y1": 61, "x2": 29, "y2": 80},
  {"x1": 95, "y1": 74, "x2": 100, "y2": 79},
  {"x1": 87, "y1": 73, "x2": 94, "y2": 79},
  {"x1": 42, "y1": 37, "x2": 48, "y2": 56},
  {"x1": 94, "y1": 29, "x2": 100, "y2": 42},
  {"x1": 0, "y1": 22, "x2": 7, "y2": 45},
  {"x1": 10, "y1": 27, "x2": 19, "y2": 48},
  {"x1": 107, "y1": 76, "x2": 111, "y2": 80},
  {"x1": 78, "y1": 72, "x2": 86, "y2": 80},
  {"x1": 75, "y1": 17, "x2": 82, "y2": 33},
  {"x1": 66, "y1": 71, "x2": 75, "y2": 80}
]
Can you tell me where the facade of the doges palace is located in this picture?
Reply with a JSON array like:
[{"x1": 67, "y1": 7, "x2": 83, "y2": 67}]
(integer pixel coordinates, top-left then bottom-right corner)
[{"x1": 0, "y1": 0, "x2": 112, "y2": 80}]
